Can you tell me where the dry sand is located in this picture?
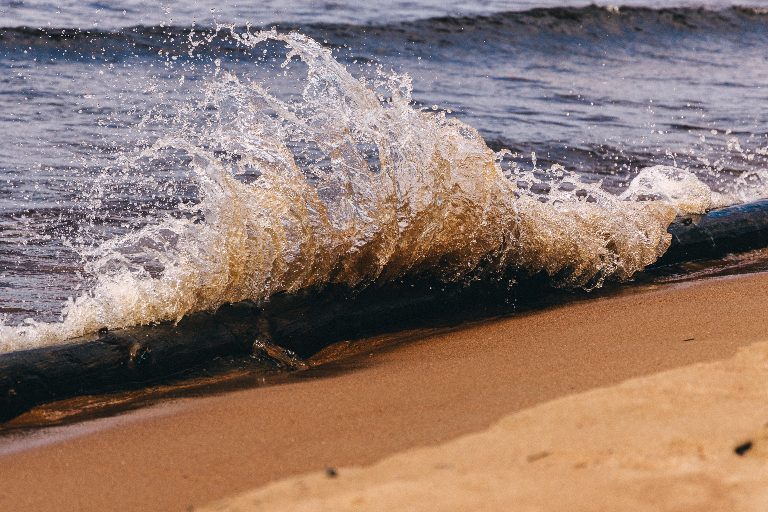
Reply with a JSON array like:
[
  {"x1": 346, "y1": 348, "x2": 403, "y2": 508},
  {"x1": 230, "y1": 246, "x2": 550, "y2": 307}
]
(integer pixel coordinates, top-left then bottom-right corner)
[
  {"x1": 202, "y1": 321, "x2": 768, "y2": 512},
  {"x1": 1, "y1": 273, "x2": 767, "y2": 511}
]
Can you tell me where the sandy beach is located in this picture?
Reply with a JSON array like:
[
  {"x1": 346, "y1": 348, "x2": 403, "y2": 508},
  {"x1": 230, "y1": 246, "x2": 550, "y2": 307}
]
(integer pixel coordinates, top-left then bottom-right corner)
[
  {"x1": 204, "y1": 311, "x2": 768, "y2": 512},
  {"x1": 1, "y1": 272, "x2": 768, "y2": 511}
]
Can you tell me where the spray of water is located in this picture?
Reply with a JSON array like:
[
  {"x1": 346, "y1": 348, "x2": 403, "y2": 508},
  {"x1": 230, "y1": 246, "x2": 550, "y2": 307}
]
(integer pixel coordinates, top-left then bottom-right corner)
[{"x1": 0, "y1": 30, "x2": 679, "y2": 353}]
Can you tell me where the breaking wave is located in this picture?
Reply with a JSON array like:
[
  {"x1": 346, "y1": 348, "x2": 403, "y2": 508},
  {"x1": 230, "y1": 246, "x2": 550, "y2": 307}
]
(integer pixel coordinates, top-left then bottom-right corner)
[{"x1": 2, "y1": 29, "x2": 708, "y2": 353}]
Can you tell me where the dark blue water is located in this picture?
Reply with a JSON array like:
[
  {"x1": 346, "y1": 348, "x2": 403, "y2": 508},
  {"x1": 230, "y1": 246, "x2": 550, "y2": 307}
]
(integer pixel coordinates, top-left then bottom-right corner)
[{"x1": 1, "y1": 2, "x2": 768, "y2": 351}]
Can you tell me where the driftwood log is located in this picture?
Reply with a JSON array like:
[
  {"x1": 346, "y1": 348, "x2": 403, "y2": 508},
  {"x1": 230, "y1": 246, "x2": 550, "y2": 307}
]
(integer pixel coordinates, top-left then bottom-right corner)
[
  {"x1": 2, "y1": 199, "x2": 768, "y2": 421},
  {"x1": 656, "y1": 198, "x2": 768, "y2": 265}
]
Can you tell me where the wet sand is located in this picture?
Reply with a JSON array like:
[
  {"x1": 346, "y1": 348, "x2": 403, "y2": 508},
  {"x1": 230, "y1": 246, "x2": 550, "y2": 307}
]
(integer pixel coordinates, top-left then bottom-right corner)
[{"x1": 1, "y1": 273, "x2": 768, "y2": 511}]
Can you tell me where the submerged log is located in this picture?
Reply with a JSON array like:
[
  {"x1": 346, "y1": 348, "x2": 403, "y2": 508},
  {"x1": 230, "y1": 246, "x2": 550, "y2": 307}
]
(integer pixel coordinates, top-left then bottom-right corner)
[{"x1": 2, "y1": 199, "x2": 768, "y2": 421}]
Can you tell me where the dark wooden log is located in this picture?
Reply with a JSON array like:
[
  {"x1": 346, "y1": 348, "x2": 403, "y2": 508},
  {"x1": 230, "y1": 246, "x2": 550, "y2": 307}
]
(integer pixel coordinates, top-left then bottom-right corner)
[
  {"x1": 3, "y1": 198, "x2": 768, "y2": 421},
  {"x1": 0, "y1": 301, "x2": 267, "y2": 421},
  {"x1": 655, "y1": 199, "x2": 768, "y2": 266},
  {"x1": 0, "y1": 282, "x2": 457, "y2": 421}
]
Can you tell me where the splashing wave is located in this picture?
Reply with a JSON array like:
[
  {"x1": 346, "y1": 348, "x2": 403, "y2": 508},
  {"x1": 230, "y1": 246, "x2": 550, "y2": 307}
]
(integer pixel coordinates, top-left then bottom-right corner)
[{"x1": 0, "y1": 31, "x2": 677, "y2": 353}]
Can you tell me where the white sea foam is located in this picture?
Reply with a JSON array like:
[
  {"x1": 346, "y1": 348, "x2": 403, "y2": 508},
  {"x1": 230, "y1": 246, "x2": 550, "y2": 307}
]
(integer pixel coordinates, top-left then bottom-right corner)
[
  {"x1": 721, "y1": 169, "x2": 768, "y2": 205},
  {"x1": 619, "y1": 164, "x2": 768, "y2": 215},
  {"x1": 0, "y1": 31, "x2": 679, "y2": 353},
  {"x1": 618, "y1": 165, "x2": 721, "y2": 215}
]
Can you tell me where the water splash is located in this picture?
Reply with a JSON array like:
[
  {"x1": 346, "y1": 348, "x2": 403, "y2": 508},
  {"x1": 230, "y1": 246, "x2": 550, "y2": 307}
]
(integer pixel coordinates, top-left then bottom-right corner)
[
  {"x1": 0, "y1": 30, "x2": 680, "y2": 353},
  {"x1": 618, "y1": 165, "x2": 723, "y2": 215}
]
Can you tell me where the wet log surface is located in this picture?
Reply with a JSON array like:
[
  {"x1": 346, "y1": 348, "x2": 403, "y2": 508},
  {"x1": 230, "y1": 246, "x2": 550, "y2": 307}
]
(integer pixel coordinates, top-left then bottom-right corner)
[
  {"x1": 3, "y1": 199, "x2": 768, "y2": 421},
  {"x1": 656, "y1": 199, "x2": 768, "y2": 265}
]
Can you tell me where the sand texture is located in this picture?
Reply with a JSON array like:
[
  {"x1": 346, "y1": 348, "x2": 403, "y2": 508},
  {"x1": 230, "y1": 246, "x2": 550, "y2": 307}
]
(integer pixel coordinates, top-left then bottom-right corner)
[
  {"x1": 1, "y1": 273, "x2": 767, "y2": 511},
  {"x1": 200, "y1": 338, "x2": 768, "y2": 512}
]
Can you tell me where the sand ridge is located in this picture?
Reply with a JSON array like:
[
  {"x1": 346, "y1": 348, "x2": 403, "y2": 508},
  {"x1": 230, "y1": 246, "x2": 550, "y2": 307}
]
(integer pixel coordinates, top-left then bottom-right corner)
[{"x1": 200, "y1": 338, "x2": 768, "y2": 511}]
